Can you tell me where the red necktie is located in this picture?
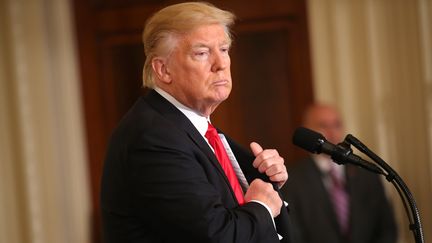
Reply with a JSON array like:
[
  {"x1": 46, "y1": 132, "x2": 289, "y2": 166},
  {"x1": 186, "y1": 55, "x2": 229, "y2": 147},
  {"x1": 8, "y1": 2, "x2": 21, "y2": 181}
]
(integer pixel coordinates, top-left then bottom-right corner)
[{"x1": 205, "y1": 122, "x2": 245, "y2": 205}]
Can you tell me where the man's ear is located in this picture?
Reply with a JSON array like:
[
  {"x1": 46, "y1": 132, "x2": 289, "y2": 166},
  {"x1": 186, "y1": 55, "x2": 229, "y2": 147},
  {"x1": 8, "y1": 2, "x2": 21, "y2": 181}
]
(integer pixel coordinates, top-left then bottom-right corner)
[{"x1": 152, "y1": 58, "x2": 171, "y2": 84}]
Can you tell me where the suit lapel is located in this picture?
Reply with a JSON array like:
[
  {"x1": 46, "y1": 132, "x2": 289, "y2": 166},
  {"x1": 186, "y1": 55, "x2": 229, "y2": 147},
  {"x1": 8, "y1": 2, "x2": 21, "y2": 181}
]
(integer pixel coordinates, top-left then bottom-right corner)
[
  {"x1": 144, "y1": 90, "x2": 233, "y2": 192},
  {"x1": 308, "y1": 159, "x2": 342, "y2": 234},
  {"x1": 345, "y1": 165, "x2": 360, "y2": 240},
  {"x1": 222, "y1": 134, "x2": 267, "y2": 183}
]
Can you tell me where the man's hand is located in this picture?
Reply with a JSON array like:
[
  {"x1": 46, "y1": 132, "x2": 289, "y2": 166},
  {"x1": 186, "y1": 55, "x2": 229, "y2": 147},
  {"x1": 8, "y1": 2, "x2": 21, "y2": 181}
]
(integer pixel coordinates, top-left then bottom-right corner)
[
  {"x1": 244, "y1": 179, "x2": 282, "y2": 217},
  {"x1": 250, "y1": 142, "x2": 288, "y2": 188}
]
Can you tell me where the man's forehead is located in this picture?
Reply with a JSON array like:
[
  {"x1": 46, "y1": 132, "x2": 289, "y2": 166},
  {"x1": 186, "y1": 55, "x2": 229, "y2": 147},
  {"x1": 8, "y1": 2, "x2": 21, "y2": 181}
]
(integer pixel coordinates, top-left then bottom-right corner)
[{"x1": 180, "y1": 25, "x2": 230, "y2": 44}]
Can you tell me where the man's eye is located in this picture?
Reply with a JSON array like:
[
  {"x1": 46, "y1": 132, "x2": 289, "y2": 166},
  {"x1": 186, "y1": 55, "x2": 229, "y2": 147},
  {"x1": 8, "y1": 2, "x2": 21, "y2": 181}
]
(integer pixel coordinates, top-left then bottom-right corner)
[
  {"x1": 221, "y1": 47, "x2": 230, "y2": 53},
  {"x1": 193, "y1": 51, "x2": 209, "y2": 60}
]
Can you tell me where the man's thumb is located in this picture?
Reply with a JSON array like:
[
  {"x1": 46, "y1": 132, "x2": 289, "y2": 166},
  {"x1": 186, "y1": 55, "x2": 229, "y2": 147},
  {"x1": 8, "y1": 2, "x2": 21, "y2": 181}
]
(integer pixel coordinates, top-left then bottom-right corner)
[{"x1": 250, "y1": 142, "x2": 263, "y2": 157}]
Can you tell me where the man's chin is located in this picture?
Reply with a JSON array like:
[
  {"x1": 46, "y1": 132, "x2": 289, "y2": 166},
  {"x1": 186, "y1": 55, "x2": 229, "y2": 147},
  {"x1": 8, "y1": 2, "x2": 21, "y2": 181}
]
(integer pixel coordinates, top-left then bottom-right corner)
[{"x1": 215, "y1": 91, "x2": 231, "y2": 103}]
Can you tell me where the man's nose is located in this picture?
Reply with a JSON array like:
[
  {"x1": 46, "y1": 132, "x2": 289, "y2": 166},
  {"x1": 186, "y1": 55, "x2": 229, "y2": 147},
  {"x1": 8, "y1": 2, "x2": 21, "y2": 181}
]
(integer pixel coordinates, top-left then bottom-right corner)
[{"x1": 211, "y1": 51, "x2": 229, "y2": 72}]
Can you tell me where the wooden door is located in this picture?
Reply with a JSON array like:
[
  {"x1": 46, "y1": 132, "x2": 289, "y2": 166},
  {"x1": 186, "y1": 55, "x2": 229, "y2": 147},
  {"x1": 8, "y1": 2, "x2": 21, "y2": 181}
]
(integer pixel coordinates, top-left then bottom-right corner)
[{"x1": 72, "y1": 0, "x2": 313, "y2": 242}]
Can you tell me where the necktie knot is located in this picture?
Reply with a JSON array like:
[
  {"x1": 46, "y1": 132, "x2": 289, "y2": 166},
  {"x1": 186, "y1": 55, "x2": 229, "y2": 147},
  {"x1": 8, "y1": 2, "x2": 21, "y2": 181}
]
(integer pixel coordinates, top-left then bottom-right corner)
[
  {"x1": 205, "y1": 122, "x2": 218, "y2": 141},
  {"x1": 329, "y1": 167, "x2": 345, "y2": 188}
]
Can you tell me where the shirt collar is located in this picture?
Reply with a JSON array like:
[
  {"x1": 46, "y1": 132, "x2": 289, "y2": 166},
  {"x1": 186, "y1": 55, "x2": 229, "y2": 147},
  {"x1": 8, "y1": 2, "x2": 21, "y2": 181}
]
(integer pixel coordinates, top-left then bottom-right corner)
[
  {"x1": 313, "y1": 154, "x2": 345, "y2": 178},
  {"x1": 154, "y1": 87, "x2": 209, "y2": 137}
]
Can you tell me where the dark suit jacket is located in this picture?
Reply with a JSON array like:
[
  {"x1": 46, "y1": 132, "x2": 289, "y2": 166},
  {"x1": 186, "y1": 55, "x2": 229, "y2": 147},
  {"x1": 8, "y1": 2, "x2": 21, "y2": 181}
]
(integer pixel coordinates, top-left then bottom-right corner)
[
  {"x1": 281, "y1": 157, "x2": 397, "y2": 243},
  {"x1": 101, "y1": 90, "x2": 291, "y2": 243}
]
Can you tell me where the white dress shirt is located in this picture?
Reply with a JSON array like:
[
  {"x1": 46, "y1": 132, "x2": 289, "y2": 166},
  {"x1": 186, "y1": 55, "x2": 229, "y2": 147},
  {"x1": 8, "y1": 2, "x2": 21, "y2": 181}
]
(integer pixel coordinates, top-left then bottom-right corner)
[{"x1": 313, "y1": 154, "x2": 346, "y2": 190}]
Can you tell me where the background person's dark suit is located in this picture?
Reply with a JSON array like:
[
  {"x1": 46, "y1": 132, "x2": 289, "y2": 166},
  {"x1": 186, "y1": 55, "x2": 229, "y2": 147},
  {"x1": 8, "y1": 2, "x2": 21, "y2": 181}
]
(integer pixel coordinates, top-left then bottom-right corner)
[
  {"x1": 101, "y1": 90, "x2": 291, "y2": 243},
  {"x1": 281, "y1": 157, "x2": 397, "y2": 243}
]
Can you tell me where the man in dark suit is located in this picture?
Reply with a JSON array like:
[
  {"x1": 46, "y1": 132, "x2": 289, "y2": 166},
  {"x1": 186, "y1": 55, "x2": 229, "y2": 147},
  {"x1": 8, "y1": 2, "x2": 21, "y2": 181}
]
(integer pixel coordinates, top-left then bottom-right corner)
[
  {"x1": 101, "y1": 2, "x2": 291, "y2": 242},
  {"x1": 281, "y1": 103, "x2": 397, "y2": 243}
]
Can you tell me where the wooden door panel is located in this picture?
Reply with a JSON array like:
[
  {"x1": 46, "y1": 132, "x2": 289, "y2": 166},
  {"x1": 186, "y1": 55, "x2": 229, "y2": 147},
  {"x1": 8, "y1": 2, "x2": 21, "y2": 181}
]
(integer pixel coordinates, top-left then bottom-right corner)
[{"x1": 99, "y1": 34, "x2": 147, "y2": 132}]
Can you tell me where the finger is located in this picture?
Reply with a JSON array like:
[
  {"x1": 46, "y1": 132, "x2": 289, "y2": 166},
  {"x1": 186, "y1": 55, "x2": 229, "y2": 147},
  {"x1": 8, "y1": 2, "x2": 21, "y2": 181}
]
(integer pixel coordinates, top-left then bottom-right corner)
[
  {"x1": 264, "y1": 162, "x2": 286, "y2": 177},
  {"x1": 257, "y1": 155, "x2": 284, "y2": 173},
  {"x1": 250, "y1": 142, "x2": 263, "y2": 157},
  {"x1": 250, "y1": 178, "x2": 264, "y2": 185},
  {"x1": 270, "y1": 173, "x2": 288, "y2": 188},
  {"x1": 269, "y1": 171, "x2": 288, "y2": 183},
  {"x1": 258, "y1": 149, "x2": 279, "y2": 161}
]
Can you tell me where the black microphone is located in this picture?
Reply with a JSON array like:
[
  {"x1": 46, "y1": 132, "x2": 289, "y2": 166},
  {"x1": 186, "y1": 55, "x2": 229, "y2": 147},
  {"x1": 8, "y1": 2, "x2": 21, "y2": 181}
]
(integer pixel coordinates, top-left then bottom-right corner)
[{"x1": 292, "y1": 127, "x2": 383, "y2": 174}]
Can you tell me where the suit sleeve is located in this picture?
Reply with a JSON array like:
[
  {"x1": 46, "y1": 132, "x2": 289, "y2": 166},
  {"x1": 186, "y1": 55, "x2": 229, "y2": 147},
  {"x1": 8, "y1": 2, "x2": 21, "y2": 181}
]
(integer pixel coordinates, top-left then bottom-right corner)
[
  {"x1": 225, "y1": 135, "x2": 294, "y2": 243},
  {"x1": 125, "y1": 126, "x2": 280, "y2": 243}
]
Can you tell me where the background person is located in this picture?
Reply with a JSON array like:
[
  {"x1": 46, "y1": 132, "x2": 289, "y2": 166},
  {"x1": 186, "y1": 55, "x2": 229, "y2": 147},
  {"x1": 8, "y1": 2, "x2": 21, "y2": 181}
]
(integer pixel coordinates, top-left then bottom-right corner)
[{"x1": 281, "y1": 103, "x2": 397, "y2": 243}]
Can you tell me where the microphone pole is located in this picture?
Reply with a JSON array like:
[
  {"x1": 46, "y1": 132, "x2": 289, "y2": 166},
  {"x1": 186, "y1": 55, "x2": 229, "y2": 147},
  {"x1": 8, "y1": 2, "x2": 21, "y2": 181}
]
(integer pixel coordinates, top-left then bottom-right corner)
[{"x1": 345, "y1": 134, "x2": 424, "y2": 243}]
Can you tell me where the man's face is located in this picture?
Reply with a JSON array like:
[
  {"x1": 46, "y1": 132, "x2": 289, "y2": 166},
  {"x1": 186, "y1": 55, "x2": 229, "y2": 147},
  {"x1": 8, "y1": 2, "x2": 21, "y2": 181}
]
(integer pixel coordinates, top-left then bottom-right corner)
[
  {"x1": 306, "y1": 106, "x2": 344, "y2": 145},
  {"x1": 165, "y1": 24, "x2": 232, "y2": 116}
]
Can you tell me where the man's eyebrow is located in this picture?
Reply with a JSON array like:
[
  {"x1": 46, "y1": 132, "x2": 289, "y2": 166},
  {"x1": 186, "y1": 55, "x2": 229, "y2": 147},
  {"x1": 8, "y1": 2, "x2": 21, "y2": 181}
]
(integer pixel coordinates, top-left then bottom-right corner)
[
  {"x1": 191, "y1": 43, "x2": 209, "y2": 49},
  {"x1": 190, "y1": 41, "x2": 231, "y2": 49}
]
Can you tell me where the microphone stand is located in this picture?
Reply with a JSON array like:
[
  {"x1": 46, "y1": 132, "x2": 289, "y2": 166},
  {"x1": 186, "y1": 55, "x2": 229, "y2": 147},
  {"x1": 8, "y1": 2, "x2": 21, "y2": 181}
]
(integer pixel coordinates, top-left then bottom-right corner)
[{"x1": 343, "y1": 134, "x2": 424, "y2": 243}]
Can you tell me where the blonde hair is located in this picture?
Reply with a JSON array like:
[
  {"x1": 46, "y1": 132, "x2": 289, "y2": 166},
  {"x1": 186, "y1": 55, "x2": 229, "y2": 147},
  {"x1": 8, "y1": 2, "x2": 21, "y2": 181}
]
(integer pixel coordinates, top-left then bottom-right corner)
[{"x1": 142, "y1": 2, "x2": 235, "y2": 88}]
